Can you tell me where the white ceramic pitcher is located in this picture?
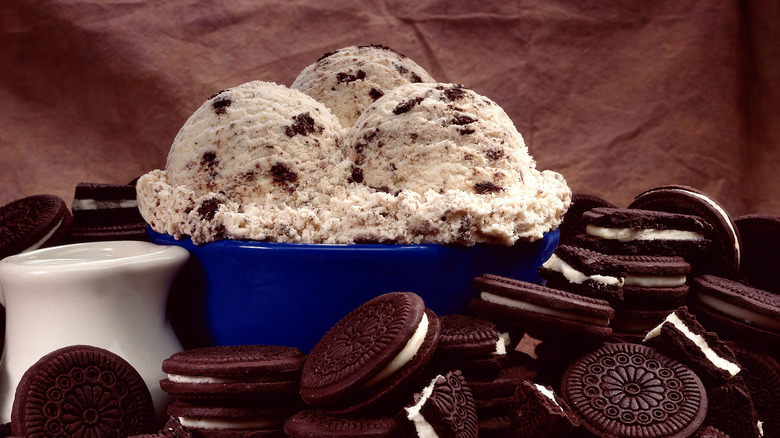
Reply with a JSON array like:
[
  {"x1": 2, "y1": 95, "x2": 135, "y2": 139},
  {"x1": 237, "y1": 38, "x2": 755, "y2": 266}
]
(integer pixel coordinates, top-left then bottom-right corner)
[{"x1": 0, "y1": 240, "x2": 188, "y2": 423}]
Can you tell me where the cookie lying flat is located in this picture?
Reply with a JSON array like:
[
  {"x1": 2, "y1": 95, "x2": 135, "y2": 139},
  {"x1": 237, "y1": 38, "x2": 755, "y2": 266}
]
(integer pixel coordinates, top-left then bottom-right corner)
[
  {"x1": 643, "y1": 307, "x2": 741, "y2": 383},
  {"x1": 562, "y1": 342, "x2": 708, "y2": 438},
  {"x1": 0, "y1": 194, "x2": 72, "y2": 260},
  {"x1": 735, "y1": 213, "x2": 780, "y2": 294},
  {"x1": 12, "y1": 344, "x2": 156, "y2": 437},
  {"x1": 629, "y1": 185, "x2": 741, "y2": 278},
  {"x1": 558, "y1": 193, "x2": 616, "y2": 245},
  {"x1": 470, "y1": 274, "x2": 615, "y2": 340},
  {"x1": 510, "y1": 380, "x2": 579, "y2": 437},
  {"x1": 300, "y1": 292, "x2": 440, "y2": 414},
  {"x1": 613, "y1": 254, "x2": 691, "y2": 306},
  {"x1": 398, "y1": 370, "x2": 477, "y2": 438},
  {"x1": 538, "y1": 245, "x2": 625, "y2": 303},
  {"x1": 579, "y1": 206, "x2": 712, "y2": 258},
  {"x1": 689, "y1": 275, "x2": 780, "y2": 345},
  {"x1": 283, "y1": 409, "x2": 400, "y2": 438},
  {"x1": 160, "y1": 345, "x2": 305, "y2": 402}
]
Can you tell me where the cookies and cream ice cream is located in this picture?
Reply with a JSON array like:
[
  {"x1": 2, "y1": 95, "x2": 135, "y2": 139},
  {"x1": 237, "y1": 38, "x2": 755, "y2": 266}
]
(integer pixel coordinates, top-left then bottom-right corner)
[
  {"x1": 292, "y1": 45, "x2": 435, "y2": 128},
  {"x1": 138, "y1": 52, "x2": 570, "y2": 246}
]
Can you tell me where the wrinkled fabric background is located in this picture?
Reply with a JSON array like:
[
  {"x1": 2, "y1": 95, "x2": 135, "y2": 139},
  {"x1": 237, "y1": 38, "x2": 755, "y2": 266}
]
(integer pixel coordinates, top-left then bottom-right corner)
[{"x1": 2, "y1": 0, "x2": 779, "y2": 218}]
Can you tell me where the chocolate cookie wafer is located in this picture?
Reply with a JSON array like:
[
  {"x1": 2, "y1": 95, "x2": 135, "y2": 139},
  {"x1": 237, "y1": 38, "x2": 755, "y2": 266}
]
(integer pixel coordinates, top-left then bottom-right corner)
[
  {"x1": 68, "y1": 181, "x2": 148, "y2": 243},
  {"x1": 643, "y1": 307, "x2": 741, "y2": 383},
  {"x1": 300, "y1": 292, "x2": 440, "y2": 414},
  {"x1": 398, "y1": 370, "x2": 477, "y2": 438},
  {"x1": 578, "y1": 207, "x2": 712, "y2": 258},
  {"x1": 559, "y1": 193, "x2": 616, "y2": 245},
  {"x1": 470, "y1": 274, "x2": 615, "y2": 340},
  {"x1": 284, "y1": 409, "x2": 400, "y2": 438},
  {"x1": 689, "y1": 275, "x2": 780, "y2": 345},
  {"x1": 629, "y1": 185, "x2": 741, "y2": 278},
  {"x1": 160, "y1": 345, "x2": 305, "y2": 403},
  {"x1": 510, "y1": 380, "x2": 579, "y2": 437},
  {"x1": 705, "y1": 376, "x2": 762, "y2": 438},
  {"x1": 726, "y1": 341, "x2": 780, "y2": 437},
  {"x1": 561, "y1": 343, "x2": 708, "y2": 438},
  {"x1": 0, "y1": 194, "x2": 72, "y2": 260},
  {"x1": 12, "y1": 344, "x2": 156, "y2": 437},
  {"x1": 538, "y1": 245, "x2": 625, "y2": 303}
]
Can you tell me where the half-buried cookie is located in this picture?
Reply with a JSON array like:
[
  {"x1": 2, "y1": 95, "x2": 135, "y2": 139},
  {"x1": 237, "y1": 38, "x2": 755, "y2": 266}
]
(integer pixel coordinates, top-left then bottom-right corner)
[
  {"x1": 299, "y1": 292, "x2": 440, "y2": 414},
  {"x1": 398, "y1": 370, "x2": 477, "y2": 438},
  {"x1": 735, "y1": 213, "x2": 780, "y2": 294}
]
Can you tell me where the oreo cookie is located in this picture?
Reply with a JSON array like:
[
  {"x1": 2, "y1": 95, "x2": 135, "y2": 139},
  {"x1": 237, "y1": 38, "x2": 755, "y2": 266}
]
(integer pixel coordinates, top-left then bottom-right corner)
[
  {"x1": 166, "y1": 401, "x2": 288, "y2": 437},
  {"x1": 643, "y1": 307, "x2": 741, "y2": 383},
  {"x1": 67, "y1": 181, "x2": 148, "y2": 243},
  {"x1": 689, "y1": 275, "x2": 780, "y2": 345},
  {"x1": 0, "y1": 194, "x2": 72, "y2": 260},
  {"x1": 695, "y1": 426, "x2": 731, "y2": 438},
  {"x1": 559, "y1": 193, "x2": 617, "y2": 245},
  {"x1": 726, "y1": 341, "x2": 780, "y2": 437},
  {"x1": 561, "y1": 342, "x2": 708, "y2": 438},
  {"x1": 629, "y1": 185, "x2": 741, "y2": 278},
  {"x1": 735, "y1": 213, "x2": 780, "y2": 294},
  {"x1": 705, "y1": 376, "x2": 762, "y2": 438},
  {"x1": 538, "y1": 245, "x2": 626, "y2": 303},
  {"x1": 160, "y1": 345, "x2": 305, "y2": 402},
  {"x1": 510, "y1": 380, "x2": 579, "y2": 437},
  {"x1": 425, "y1": 314, "x2": 510, "y2": 381},
  {"x1": 398, "y1": 370, "x2": 477, "y2": 438},
  {"x1": 11, "y1": 344, "x2": 156, "y2": 437},
  {"x1": 470, "y1": 274, "x2": 615, "y2": 340},
  {"x1": 612, "y1": 254, "x2": 691, "y2": 307},
  {"x1": 578, "y1": 206, "x2": 712, "y2": 259},
  {"x1": 300, "y1": 292, "x2": 440, "y2": 414},
  {"x1": 284, "y1": 409, "x2": 400, "y2": 437}
]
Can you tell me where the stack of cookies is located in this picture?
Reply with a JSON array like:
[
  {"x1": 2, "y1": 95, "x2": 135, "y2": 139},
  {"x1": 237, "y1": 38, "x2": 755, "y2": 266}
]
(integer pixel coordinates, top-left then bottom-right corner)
[{"x1": 159, "y1": 345, "x2": 306, "y2": 437}]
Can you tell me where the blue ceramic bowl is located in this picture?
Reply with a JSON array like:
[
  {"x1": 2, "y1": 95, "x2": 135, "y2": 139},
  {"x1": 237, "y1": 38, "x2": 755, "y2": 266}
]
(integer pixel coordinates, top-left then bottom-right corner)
[{"x1": 150, "y1": 228, "x2": 559, "y2": 353}]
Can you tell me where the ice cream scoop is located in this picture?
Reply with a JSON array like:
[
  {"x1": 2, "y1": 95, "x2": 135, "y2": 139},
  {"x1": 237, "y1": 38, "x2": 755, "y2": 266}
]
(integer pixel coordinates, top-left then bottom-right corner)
[
  {"x1": 342, "y1": 82, "x2": 571, "y2": 245},
  {"x1": 292, "y1": 45, "x2": 436, "y2": 128}
]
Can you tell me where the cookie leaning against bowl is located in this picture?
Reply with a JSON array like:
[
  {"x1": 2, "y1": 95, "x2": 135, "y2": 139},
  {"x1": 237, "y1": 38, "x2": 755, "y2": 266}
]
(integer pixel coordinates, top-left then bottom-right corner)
[
  {"x1": 470, "y1": 274, "x2": 615, "y2": 340},
  {"x1": 629, "y1": 185, "x2": 742, "y2": 278},
  {"x1": 689, "y1": 275, "x2": 780, "y2": 345},
  {"x1": 0, "y1": 194, "x2": 72, "y2": 260},
  {"x1": 561, "y1": 342, "x2": 708, "y2": 438},
  {"x1": 11, "y1": 344, "x2": 156, "y2": 437},
  {"x1": 299, "y1": 292, "x2": 440, "y2": 414}
]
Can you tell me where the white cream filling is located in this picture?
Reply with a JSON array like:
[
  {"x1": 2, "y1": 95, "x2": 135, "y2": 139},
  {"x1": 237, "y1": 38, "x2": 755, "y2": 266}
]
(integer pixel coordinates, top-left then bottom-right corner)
[
  {"x1": 758, "y1": 420, "x2": 764, "y2": 437},
  {"x1": 72, "y1": 198, "x2": 138, "y2": 210},
  {"x1": 586, "y1": 225, "x2": 704, "y2": 242},
  {"x1": 404, "y1": 375, "x2": 440, "y2": 438},
  {"x1": 644, "y1": 312, "x2": 741, "y2": 378},
  {"x1": 177, "y1": 416, "x2": 278, "y2": 430},
  {"x1": 624, "y1": 274, "x2": 687, "y2": 288},
  {"x1": 534, "y1": 384, "x2": 564, "y2": 412},
  {"x1": 493, "y1": 332, "x2": 510, "y2": 355},
  {"x1": 167, "y1": 374, "x2": 275, "y2": 384},
  {"x1": 542, "y1": 254, "x2": 624, "y2": 286},
  {"x1": 667, "y1": 188, "x2": 740, "y2": 269},
  {"x1": 23, "y1": 219, "x2": 63, "y2": 253},
  {"x1": 479, "y1": 291, "x2": 610, "y2": 327},
  {"x1": 697, "y1": 293, "x2": 780, "y2": 331},
  {"x1": 364, "y1": 313, "x2": 429, "y2": 387}
]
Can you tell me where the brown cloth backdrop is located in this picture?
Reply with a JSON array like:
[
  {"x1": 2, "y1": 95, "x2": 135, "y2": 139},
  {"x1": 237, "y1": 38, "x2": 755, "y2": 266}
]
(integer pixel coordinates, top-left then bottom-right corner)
[{"x1": 2, "y1": 0, "x2": 779, "y2": 218}]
